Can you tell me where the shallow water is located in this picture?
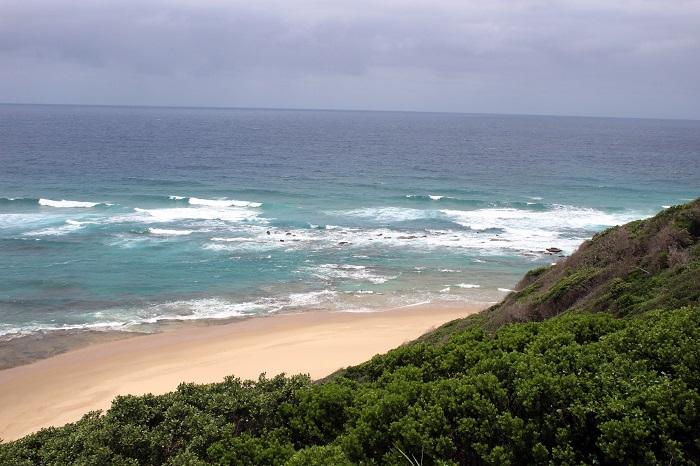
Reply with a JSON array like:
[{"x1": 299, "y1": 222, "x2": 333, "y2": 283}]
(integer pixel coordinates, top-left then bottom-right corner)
[{"x1": 1, "y1": 104, "x2": 698, "y2": 338}]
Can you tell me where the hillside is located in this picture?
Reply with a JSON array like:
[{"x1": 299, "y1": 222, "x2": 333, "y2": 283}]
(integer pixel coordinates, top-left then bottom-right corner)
[
  {"x1": 487, "y1": 198, "x2": 700, "y2": 325},
  {"x1": 1, "y1": 200, "x2": 699, "y2": 465}
]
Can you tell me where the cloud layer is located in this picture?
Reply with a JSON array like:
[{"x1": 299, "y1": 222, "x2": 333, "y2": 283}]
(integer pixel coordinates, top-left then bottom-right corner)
[{"x1": 1, "y1": 0, "x2": 699, "y2": 118}]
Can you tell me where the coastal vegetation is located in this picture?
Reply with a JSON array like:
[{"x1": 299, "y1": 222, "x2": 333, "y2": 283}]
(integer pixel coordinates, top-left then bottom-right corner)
[{"x1": 1, "y1": 199, "x2": 699, "y2": 465}]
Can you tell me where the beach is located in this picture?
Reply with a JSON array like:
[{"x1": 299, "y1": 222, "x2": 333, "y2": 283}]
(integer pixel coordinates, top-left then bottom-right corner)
[{"x1": 0, "y1": 303, "x2": 481, "y2": 442}]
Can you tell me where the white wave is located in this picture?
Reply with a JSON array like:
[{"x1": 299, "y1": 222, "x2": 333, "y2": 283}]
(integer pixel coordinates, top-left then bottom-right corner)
[
  {"x1": 287, "y1": 290, "x2": 337, "y2": 307},
  {"x1": 132, "y1": 207, "x2": 261, "y2": 223},
  {"x1": 336, "y1": 207, "x2": 432, "y2": 223},
  {"x1": 141, "y1": 298, "x2": 269, "y2": 321},
  {"x1": 211, "y1": 237, "x2": 256, "y2": 242},
  {"x1": 23, "y1": 219, "x2": 87, "y2": 236},
  {"x1": 0, "y1": 321, "x2": 131, "y2": 339},
  {"x1": 662, "y1": 205, "x2": 671, "y2": 209},
  {"x1": 441, "y1": 205, "x2": 638, "y2": 231},
  {"x1": 456, "y1": 283, "x2": 481, "y2": 288},
  {"x1": 148, "y1": 228, "x2": 193, "y2": 236},
  {"x1": 405, "y1": 194, "x2": 445, "y2": 201},
  {"x1": 312, "y1": 264, "x2": 395, "y2": 284},
  {"x1": 440, "y1": 269, "x2": 461, "y2": 273},
  {"x1": 169, "y1": 195, "x2": 186, "y2": 200},
  {"x1": 440, "y1": 287, "x2": 451, "y2": 293},
  {"x1": 39, "y1": 198, "x2": 101, "y2": 208},
  {"x1": 498, "y1": 288, "x2": 514, "y2": 292},
  {"x1": 188, "y1": 197, "x2": 262, "y2": 208},
  {"x1": 439, "y1": 205, "x2": 646, "y2": 253},
  {"x1": 198, "y1": 204, "x2": 647, "y2": 257}
]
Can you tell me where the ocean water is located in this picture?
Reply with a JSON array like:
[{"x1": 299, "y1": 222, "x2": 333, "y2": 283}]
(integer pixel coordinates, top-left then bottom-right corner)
[{"x1": 1, "y1": 104, "x2": 698, "y2": 339}]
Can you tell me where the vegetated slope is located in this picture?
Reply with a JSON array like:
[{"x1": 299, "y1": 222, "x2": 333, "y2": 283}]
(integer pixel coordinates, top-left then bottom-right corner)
[
  {"x1": 1, "y1": 200, "x2": 699, "y2": 466},
  {"x1": 481, "y1": 198, "x2": 700, "y2": 329}
]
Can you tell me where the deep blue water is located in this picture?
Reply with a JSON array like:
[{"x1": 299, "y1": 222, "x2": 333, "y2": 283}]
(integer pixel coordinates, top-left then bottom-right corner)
[{"x1": 1, "y1": 104, "x2": 698, "y2": 337}]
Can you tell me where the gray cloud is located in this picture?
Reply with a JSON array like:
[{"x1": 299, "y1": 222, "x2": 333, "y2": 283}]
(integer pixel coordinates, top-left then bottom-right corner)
[{"x1": 1, "y1": 0, "x2": 699, "y2": 118}]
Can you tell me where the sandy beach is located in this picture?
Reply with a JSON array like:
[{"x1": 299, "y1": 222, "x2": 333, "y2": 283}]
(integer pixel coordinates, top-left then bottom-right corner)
[{"x1": 0, "y1": 304, "x2": 481, "y2": 442}]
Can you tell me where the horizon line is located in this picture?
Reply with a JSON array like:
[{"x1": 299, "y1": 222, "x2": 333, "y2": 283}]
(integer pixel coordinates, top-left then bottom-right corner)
[{"x1": 1, "y1": 101, "x2": 698, "y2": 123}]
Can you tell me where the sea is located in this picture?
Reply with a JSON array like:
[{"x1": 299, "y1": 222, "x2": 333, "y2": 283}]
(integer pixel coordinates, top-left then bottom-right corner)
[{"x1": 1, "y1": 104, "x2": 698, "y2": 340}]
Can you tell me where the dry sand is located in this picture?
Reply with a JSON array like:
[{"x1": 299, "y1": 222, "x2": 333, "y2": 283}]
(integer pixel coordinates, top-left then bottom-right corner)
[{"x1": 0, "y1": 304, "x2": 482, "y2": 441}]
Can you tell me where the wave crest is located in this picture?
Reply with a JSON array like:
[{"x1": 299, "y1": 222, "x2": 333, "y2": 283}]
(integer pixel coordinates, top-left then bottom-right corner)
[{"x1": 39, "y1": 199, "x2": 103, "y2": 208}]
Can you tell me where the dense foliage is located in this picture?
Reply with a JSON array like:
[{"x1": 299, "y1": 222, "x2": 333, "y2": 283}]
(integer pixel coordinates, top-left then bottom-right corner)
[
  {"x1": 1, "y1": 200, "x2": 699, "y2": 465},
  {"x1": 1, "y1": 306, "x2": 698, "y2": 465}
]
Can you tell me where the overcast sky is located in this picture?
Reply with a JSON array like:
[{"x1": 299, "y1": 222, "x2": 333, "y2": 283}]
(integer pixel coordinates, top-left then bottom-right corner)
[{"x1": 1, "y1": 0, "x2": 699, "y2": 119}]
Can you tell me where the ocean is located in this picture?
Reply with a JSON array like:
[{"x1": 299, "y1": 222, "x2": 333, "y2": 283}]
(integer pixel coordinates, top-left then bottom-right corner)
[{"x1": 1, "y1": 104, "x2": 698, "y2": 339}]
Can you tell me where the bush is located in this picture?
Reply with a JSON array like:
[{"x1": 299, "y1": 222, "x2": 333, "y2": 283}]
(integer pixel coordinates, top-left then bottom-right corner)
[{"x1": 2, "y1": 307, "x2": 698, "y2": 465}]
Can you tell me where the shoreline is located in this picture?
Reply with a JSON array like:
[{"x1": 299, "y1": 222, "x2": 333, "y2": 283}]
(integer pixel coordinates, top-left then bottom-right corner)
[{"x1": 0, "y1": 303, "x2": 483, "y2": 442}]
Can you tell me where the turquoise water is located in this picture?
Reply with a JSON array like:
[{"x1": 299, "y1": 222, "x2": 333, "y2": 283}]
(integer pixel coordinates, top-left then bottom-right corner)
[{"x1": 1, "y1": 104, "x2": 698, "y2": 337}]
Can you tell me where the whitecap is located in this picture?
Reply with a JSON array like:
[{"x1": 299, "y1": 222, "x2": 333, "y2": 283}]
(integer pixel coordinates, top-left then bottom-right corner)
[
  {"x1": 23, "y1": 219, "x2": 87, "y2": 236},
  {"x1": 336, "y1": 207, "x2": 431, "y2": 223},
  {"x1": 498, "y1": 288, "x2": 514, "y2": 292},
  {"x1": 132, "y1": 207, "x2": 261, "y2": 223},
  {"x1": 140, "y1": 298, "x2": 269, "y2": 321},
  {"x1": 188, "y1": 197, "x2": 262, "y2": 208},
  {"x1": 148, "y1": 228, "x2": 193, "y2": 236},
  {"x1": 456, "y1": 283, "x2": 481, "y2": 288},
  {"x1": 39, "y1": 198, "x2": 101, "y2": 208},
  {"x1": 311, "y1": 263, "x2": 395, "y2": 284},
  {"x1": 428, "y1": 195, "x2": 444, "y2": 200}
]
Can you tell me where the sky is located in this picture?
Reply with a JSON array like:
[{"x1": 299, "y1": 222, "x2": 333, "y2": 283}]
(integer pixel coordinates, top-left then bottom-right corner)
[{"x1": 1, "y1": 0, "x2": 699, "y2": 119}]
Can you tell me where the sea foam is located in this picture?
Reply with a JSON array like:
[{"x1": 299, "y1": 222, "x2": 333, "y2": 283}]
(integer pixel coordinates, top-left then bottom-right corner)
[
  {"x1": 148, "y1": 228, "x2": 194, "y2": 236},
  {"x1": 169, "y1": 196, "x2": 263, "y2": 208},
  {"x1": 39, "y1": 198, "x2": 102, "y2": 208},
  {"x1": 133, "y1": 207, "x2": 261, "y2": 223}
]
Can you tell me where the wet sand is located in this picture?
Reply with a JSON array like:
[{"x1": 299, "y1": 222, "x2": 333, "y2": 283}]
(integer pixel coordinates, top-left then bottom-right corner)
[{"x1": 0, "y1": 304, "x2": 482, "y2": 441}]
